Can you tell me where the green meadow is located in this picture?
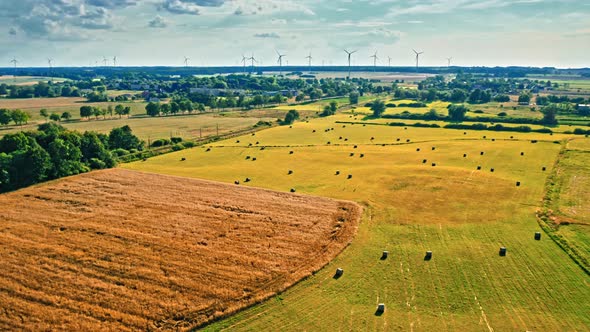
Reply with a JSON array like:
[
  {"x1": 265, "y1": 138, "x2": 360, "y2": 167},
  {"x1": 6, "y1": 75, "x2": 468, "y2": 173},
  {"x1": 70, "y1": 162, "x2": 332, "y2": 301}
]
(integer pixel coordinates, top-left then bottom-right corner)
[{"x1": 123, "y1": 112, "x2": 590, "y2": 331}]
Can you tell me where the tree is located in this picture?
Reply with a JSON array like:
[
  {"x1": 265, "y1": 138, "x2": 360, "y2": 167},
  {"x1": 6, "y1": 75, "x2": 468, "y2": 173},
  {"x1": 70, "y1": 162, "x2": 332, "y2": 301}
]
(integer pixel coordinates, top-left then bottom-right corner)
[
  {"x1": 329, "y1": 101, "x2": 338, "y2": 113},
  {"x1": 11, "y1": 109, "x2": 29, "y2": 126},
  {"x1": 282, "y1": 110, "x2": 300, "y2": 125},
  {"x1": 114, "y1": 104, "x2": 125, "y2": 118},
  {"x1": 170, "y1": 102, "x2": 180, "y2": 115},
  {"x1": 0, "y1": 109, "x2": 11, "y2": 126},
  {"x1": 370, "y1": 99, "x2": 386, "y2": 118},
  {"x1": 540, "y1": 104, "x2": 558, "y2": 126},
  {"x1": 518, "y1": 92, "x2": 531, "y2": 104},
  {"x1": 47, "y1": 137, "x2": 85, "y2": 178},
  {"x1": 448, "y1": 104, "x2": 469, "y2": 122},
  {"x1": 61, "y1": 112, "x2": 72, "y2": 121},
  {"x1": 40, "y1": 109, "x2": 49, "y2": 122},
  {"x1": 146, "y1": 102, "x2": 160, "y2": 117},
  {"x1": 80, "y1": 105, "x2": 93, "y2": 119},
  {"x1": 92, "y1": 107, "x2": 103, "y2": 120},
  {"x1": 109, "y1": 125, "x2": 143, "y2": 151},
  {"x1": 349, "y1": 92, "x2": 359, "y2": 105},
  {"x1": 197, "y1": 103, "x2": 206, "y2": 112},
  {"x1": 123, "y1": 106, "x2": 131, "y2": 118},
  {"x1": 80, "y1": 132, "x2": 115, "y2": 169},
  {"x1": 160, "y1": 103, "x2": 171, "y2": 116},
  {"x1": 49, "y1": 113, "x2": 61, "y2": 122},
  {"x1": 107, "y1": 105, "x2": 114, "y2": 118}
]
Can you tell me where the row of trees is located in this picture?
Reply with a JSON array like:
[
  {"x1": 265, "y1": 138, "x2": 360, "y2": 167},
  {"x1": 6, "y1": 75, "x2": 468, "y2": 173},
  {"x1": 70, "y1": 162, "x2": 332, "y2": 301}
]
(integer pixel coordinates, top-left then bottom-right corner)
[
  {"x1": 145, "y1": 101, "x2": 205, "y2": 117},
  {"x1": 0, "y1": 109, "x2": 30, "y2": 126},
  {"x1": 80, "y1": 104, "x2": 131, "y2": 119},
  {"x1": 0, "y1": 124, "x2": 142, "y2": 192}
]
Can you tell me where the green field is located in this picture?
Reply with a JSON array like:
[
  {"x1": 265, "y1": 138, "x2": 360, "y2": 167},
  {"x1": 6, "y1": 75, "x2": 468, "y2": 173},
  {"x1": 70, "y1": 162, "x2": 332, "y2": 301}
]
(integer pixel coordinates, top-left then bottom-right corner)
[{"x1": 123, "y1": 113, "x2": 590, "y2": 331}]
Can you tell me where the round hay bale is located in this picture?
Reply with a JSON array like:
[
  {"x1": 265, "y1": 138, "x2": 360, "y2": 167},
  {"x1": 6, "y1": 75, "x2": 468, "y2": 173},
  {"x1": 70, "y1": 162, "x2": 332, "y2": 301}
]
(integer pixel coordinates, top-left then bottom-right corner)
[
  {"x1": 255, "y1": 141, "x2": 259, "y2": 145},
  {"x1": 313, "y1": 130, "x2": 316, "y2": 133},
  {"x1": 516, "y1": 181, "x2": 521, "y2": 186},
  {"x1": 425, "y1": 251, "x2": 432, "y2": 260},
  {"x1": 347, "y1": 174, "x2": 353, "y2": 179},
  {"x1": 463, "y1": 154, "x2": 467, "y2": 158},
  {"x1": 345, "y1": 138, "x2": 348, "y2": 141},
  {"x1": 535, "y1": 232, "x2": 542, "y2": 240},
  {"x1": 288, "y1": 170, "x2": 293, "y2": 175},
  {"x1": 477, "y1": 166, "x2": 481, "y2": 170},
  {"x1": 289, "y1": 151, "x2": 294, "y2": 154},
  {"x1": 350, "y1": 153, "x2": 354, "y2": 157},
  {"x1": 290, "y1": 188, "x2": 296, "y2": 193},
  {"x1": 483, "y1": 135, "x2": 487, "y2": 139},
  {"x1": 260, "y1": 147, "x2": 265, "y2": 150},
  {"x1": 335, "y1": 170, "x2": 340, "y2": 175},
  {"x1": 381, "y1": 251, "x2": 389, "y2": 260},
  {"x1": 181, "y1": 157, "x2": 186, "y2": 161},
  {"x1": 499, "y1": 247, "x2": 507, "y2": 256},
  {"x1": 542, "y1": 166, "x2": 546, "y2": 171},
  {"x1": 432, "y1": 163, "x2": 436, "y2": 167},
  {"x1": 245, "y1": 156, "x2": 251, "y2": 160},
  {"x1": 236, "y1": 140, "x2": 240, "y2": 143},
  {"x1": 234, "y1": 181, "x2": 240, "y2": 185},
  {"x1": 206, "y1": 148, "x2": 211, "y2": 152},
  {"x1": 521, "y1": 152, "x2": 525, "y2": 156},
  {"x1": 490, "y1": 168, "x2": 494, "y2": 172},
  {"x1": 354, "y1": 145, "x2": 358, "y2": 149},
  {"x1": 480, "y1": 151, "x2": 484, "y2": 155},
  {"x1": 360, "y1": 154, "x2": 364, "y2": 158},
  {"x1": 252, "y1": 157, "x2": 257, "y2": 161},
  {"x1": 327, "y1": 141, "x2": 331, "y2": 145},
  {"x1": 252, "y1": 133, "x2": 256, "y2": 136},
  {"x1": 244, "y1": 177, "x2": 251, "y2": 182},
  {"x1": 432, "y1": 147, "x2": 436, "y2": 150},
  {"x1": 417, "y1": 148, "x2": 421, "y2": 152},
  {"x1": 406, "y1": 139, "x2": 411, "y2": 142},
  {"x1": 423, "y1": 159, "x2": 427, "y2": 164}
]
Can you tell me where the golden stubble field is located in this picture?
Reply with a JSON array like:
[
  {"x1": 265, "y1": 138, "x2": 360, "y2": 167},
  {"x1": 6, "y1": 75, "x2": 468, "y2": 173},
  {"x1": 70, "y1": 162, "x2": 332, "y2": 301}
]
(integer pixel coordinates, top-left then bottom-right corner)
[{"x1": 0, "y1": 169, "x2": 361, "y2": 330}]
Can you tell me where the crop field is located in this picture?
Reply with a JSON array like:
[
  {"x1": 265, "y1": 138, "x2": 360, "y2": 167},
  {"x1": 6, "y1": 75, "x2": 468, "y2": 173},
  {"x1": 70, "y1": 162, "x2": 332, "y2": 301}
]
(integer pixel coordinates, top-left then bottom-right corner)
[
  {"x1": 0, "y1": 76, "x2": 68, "y2": 86},
  {"x1": 124, "y1": 112, "x2": 590, "y2": 331},
  {"x1": 0, "y1": 169, "x2": 361, "y2": 330},
  {"x1": 0, "y1": 97, "x2": 148, "y2": 121}
]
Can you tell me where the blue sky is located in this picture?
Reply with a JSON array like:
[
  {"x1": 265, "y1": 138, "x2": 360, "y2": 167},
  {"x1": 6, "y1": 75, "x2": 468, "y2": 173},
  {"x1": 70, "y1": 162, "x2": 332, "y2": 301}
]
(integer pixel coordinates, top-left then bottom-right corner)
[{"x1": 1, "y1": 0, "x2": 589, "y2": 68}]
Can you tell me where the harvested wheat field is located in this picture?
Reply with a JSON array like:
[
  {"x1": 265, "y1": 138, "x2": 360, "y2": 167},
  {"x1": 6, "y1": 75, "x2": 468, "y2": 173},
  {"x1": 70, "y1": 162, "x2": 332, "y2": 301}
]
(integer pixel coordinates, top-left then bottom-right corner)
[{"x1": 0, "y1": 169, "x2": 361, "y2": 331}]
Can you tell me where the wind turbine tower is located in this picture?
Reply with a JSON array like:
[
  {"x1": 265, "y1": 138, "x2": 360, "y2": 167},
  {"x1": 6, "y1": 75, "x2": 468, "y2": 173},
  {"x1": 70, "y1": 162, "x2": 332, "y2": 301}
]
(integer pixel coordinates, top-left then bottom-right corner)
[
  {"x1": 305, "y1": 52, "x2": 313, "y2": 72},
  {"x1": 344, "y1": 49, "x2": 357, "y2": 79},
  {"x1": 413, "y1": 49, "x2": 424, "y2": 69},
  {"x1": 447, "y1": 57, "x2": 453, "y2": 67},
  {"x1": 248, "y1": 54, "x2": 257, "y2": 73},
  {"x1": 276, "y1": 50, "x2": 286, "y2": 75},
  {"x1": 184, "y1": 56, "x2": 190, "y2": 67},
  {"x1": 241, "y1": 54, "x2": 248, "y2": 73},
  {"x1": 10, "y1": 57, "x2": 18, "y2": 81},
  {"x1": 370, "y1": 50, "x2": 379, "y2": 70},
  {"x1": 113, "y1": 56, "x2": 117, "y2": 67},
  {"x1": 102, "y1": 56, "x2": 108, "y2": 67}
]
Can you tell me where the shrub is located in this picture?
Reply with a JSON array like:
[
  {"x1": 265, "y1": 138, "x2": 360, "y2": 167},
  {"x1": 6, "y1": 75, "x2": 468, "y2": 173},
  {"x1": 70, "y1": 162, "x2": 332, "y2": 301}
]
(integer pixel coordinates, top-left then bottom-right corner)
[
  {"x1": 112, "y1": 148, "x2": 130, "y2": 156},
  {"x1": 171, "y1": 137, "x2": 183, "y2": 144},
  {"x1": 151, "y1": 138, "x2": 170, "y2": 147},
  {"x1": 498, "y1": 112, "x2": 507, "y2": 117},
  {"x1": 171, "y1": 144, "x2": 184, "y2": 151},
  {"x1": 474, "y1": 110, "x2": 484, "y2": 114},
  {"x1": 183, "y1": 141, "x2": 196, "y2": 148}
]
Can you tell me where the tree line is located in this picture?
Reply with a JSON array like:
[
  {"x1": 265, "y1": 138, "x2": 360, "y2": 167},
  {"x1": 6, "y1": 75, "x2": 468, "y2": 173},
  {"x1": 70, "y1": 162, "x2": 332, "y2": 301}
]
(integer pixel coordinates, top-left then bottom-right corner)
[{"x1": 0, "y1": 124, "x2": 142, "y2": 193}]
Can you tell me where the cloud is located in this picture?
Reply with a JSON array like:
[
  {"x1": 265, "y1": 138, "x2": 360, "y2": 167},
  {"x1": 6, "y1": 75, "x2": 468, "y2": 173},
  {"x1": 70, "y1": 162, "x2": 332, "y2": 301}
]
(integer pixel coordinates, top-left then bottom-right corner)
[
  {"x1": 254, "y1": 32, "x2": 280, "y2": 38},
  {"x1": 160, "y1": 0, "x2": 225, "y2": 15},
  {"x1": 85, "y1": 0, "x2": 137, "y2": 9},
  {"x1": 148, "y1": 15, "x2": 168, "y2": 28}
]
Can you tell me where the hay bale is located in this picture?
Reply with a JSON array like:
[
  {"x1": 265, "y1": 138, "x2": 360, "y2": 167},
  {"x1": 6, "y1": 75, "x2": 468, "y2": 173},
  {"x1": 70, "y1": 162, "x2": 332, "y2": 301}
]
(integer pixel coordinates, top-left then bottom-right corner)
[
  {"x1": 345, "y1": 138, "x2": 348, "y2": 141},
  {"x1": 535, "y1": 232, "x2": 541, "y2": 240},
  {"x1": 432, "y1": 163, "x2": 436, "y2": 167},
  {"x1": 252, "y1": 157, "x2": 257, "y2": 161},
  {"x1": 376, "y1": 303, "x2": 385, "y2": 314},
  {"x1": 516, "y1": 181, "x2": 521, "y2": 186},
  {"x1": 354, "y1": 145, "x2": 358, "y2": 149},
  {"x1": 464, "y1": 132, "x2": 467, "y2": 135},
  {"x1": 289, "y1": 151, "x2": 294, "y2": 154},
  {"x1": 432, "y1": 147, "x2": 436, "y2": 150},
  {"x1": 542, "y1": 166, "x2": 546, "y2": 171},
  {"x1": 371, "y1": 137, "x2": 375, "y2": 140},
  {"x1": 255, "y1": 141, "x2": 259, "y2": 145},
  {"x1": 382, "y1": 144, "x2": 386, "y2": 147},
  {"x1": 339, "y1": 136, "x2": 343, "y2": 140},
  {"x1": 510, "y1": 136, "x2": 514, "y2": 139},
  {"x1": 360, "y1": 154, "x2": 365, "y2": 158},
  {"x1": 347, "y1": 174, "x2": 353, "y2": 179},
  {"x1": 290, "y1": 188, "x2": 296, "y2": 193},
  {"x1": 477, "y1": 166, "x2": 481, "y2": 170},
  {"x1": 244, "y1": 177, "x2": 251, "y2": 182},
  {"x1": 381, "y1": 251, "x2": 389, "y2": 260},
  {"x1": 406, "y1": 139, "x2": 411, "y2": 143},
  {"x1": 423, "y1": 159, "x2": 427, "y2": 164},
  {"x1": 531, "y1": 140, "x2": 538, "y2": 143},
  {"x1": 480, "y1": 151, "x2": 484, "y2": 155},
  {"x1": 245, "y1": 156, "x2": 251, "y2": 160},
  {"x1": 499, "y1": 247, "x2": 507, "y2": 256},
  {"x1": 404, "y1": 127, "x2": 408, "y2": 130},
  {"x1": 492, "y1": 138, "x2": 495, "y2": 142},
  {"x1": 396, "y1": 138, "x2": 400, "y2": 142},
  {"x1": 236, "y1": 140, "x2": 240, "y2": 143},
  {"x1": 520, "y1": 152, "x2": 524, "y2": 156},
  {"x1": 248, "y1": 143, "x2": 253, "y2": 147},
  {"x1": 335, "y1": 170, "x2": 340, "y2": 175},
  {"x1": 288, "y1": 170, "x2": 293, "y2": 175},
  {"x1": 206, "y1": 148, "x2": 211, "y2": 152},
  {"x1": 424, "y1": 251, "x2": 432, "y2": 260},
  {"x1": 313, "y1": 130, "x2": 316, "y2": 133},
  {"x1": 260, "y1": 147, "x2": 265, "y2": 150},
  {"x1": 234, "y1": 180, "x2": 240, "y2": 185},
  {"x1": 334, "y1": 268, "x2": 344, "y2": 278},
  {"x1": 417, "y1": 148, "x2": 421, "y2": 152},
  {"x1": 252, "y1": 133, "x2": 256, "y2": 136},
  {"x1": 463, "y1": 154, "x2": 467, "y2": 158},
  {"x1": 327, "y1": 141, "x2": 331, "y2": 145},
  {"x1": 350, "y1": 153, "x2": 354, "y2": 157},
  {"x1": 343, "y1": 125, "x2": 346, "y2": 128},
  {"x1": 363, "y1": 124, "x2": 366, "y2": 127},
  {"x1": 490, "y1": 168, "x2": 494, "y2": 172},
  {"x1": 181, "y1": 157, "x2": 186, "y2": 161},
  {"x1": 483, "y1": 136, "x2": 487, "y2": 139}
]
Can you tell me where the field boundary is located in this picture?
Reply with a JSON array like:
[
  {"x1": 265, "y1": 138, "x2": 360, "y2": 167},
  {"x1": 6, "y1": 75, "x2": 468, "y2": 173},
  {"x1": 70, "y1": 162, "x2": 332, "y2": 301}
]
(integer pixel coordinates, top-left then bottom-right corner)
[{"x1": 536, "y1": 140, "x2": 590, "y2": 275}]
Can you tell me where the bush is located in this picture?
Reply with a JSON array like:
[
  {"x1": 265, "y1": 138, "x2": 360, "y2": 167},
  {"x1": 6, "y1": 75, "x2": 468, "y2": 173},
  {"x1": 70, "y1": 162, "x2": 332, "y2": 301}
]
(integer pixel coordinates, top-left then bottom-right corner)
[
  {"x1": 88, "y1": 158, "x2": 107, "y2": 169},
  {"x1": 171, "y1": 144, "x2": 184, "y2": 151},
  {"x1": 171, "y1": 137, "x2": 183, "y2": 144},
  {"x1": 151, "y1": 138, "x2": 170, "y2": 147},
  {"x1": 254, "y1": 120, "x2": 272, "y2": 127},
  {"x1": 398, "y1": 102, "x2": 427, "y2": 108},
  {"x1": 474, "y1": 110, "x2": 484, "y2": 114},
  {"x1": 498, "y1": 112, "x2": 507, "y2": 117},
  {"x1": 183, "y1": 141, "x2": 196, "y2": 148},
  {"x1": 385, "y1": 103, "x2": 397, "y2": 108},
  {"x1": 112, "y1": 148, "x2": 129, "y2": 156}
]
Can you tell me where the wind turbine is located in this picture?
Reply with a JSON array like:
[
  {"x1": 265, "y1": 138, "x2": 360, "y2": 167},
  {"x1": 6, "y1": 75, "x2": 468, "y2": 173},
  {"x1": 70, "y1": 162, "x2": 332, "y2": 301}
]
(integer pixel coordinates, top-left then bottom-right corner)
[
  {"x1": 388, "y1": 56, "x2": 392, "y2": 67},
  {"x1": 47, "y1": 58, "x2": 53, "y2": 69},
  {"x1": 241, "y1": 54, "x2": 248, "y2": 73},
  {"x1": 113, "y1": 56, "x2": 117, "y2": 67},
  {"x1": 305, "y1": 52, "x2": 312, "y2": 72},
  {"x1": 370, "y1": 50, "x2": 379, "y2": 70},
  {"x1": 344, "y1": 49, "x2": 357, "y2": 79},
  {"x1": 276, "y1": 50, "x2": 286, "y2": 75},
  {"x1": 184, "y1": 56, "x2": 190, "y2": 67},
  {"x1": 10, "y1": 57, "x2": 18, "y2": 81},
  {"x1": 413, "y1": 49, "x2": 424, "y2": 69},
  {"x1": 248, "y1": 53, "x2": 257, "y2": 72},
  {"x1": 446, "y1": 57, "x2": 453, "y2": 67}
]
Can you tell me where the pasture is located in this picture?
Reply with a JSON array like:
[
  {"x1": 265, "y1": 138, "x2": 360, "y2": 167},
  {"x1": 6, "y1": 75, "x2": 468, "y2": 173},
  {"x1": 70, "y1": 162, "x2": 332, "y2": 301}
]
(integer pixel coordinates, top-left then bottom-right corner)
[
  {"x1": 0, "y1": 169, "x2": 361, "y2": 330},
  {"x1": 125, "y1": 112, "x2": 590, "y2": 331},
  {"x1": 0, "y1": 76, "x2": 68, "y2": 86}
]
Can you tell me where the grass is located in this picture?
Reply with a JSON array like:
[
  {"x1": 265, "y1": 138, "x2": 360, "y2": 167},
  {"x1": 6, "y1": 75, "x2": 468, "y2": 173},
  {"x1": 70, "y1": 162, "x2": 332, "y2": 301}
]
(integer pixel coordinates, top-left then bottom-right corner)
[
  {"x1": 124, "y1": 112, "x2": 590, "y2": 331},
  {"x1": 0, "y1": 169, "x2": 361, "y2": 330},
  {"x1": 0, "y1": 75, "x2": 68, "y2": 86}
]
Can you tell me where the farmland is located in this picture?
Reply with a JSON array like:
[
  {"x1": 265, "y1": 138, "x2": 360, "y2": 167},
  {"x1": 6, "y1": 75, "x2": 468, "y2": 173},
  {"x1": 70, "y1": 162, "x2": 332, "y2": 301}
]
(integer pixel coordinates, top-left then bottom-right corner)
[
  {"x1": 0, "y1": 169, "x2": 361, "y2": 330},
  {"x1": 125, "y1": 113, "x2": 590, "y2": 331}
]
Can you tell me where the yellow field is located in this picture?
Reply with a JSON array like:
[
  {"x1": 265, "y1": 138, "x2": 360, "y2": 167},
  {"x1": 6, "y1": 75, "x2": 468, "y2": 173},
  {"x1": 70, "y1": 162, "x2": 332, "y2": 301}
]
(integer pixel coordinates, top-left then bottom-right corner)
[{"x1": 124, "y1": 113, "x2": 590, "y2": 330}]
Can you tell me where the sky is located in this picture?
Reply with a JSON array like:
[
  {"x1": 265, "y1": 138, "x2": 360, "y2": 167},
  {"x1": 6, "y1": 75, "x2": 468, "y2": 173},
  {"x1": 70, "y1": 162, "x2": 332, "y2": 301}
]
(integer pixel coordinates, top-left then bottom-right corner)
[{"x1": 1, "y1": 0, "x2": 589, "y2": 68}]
